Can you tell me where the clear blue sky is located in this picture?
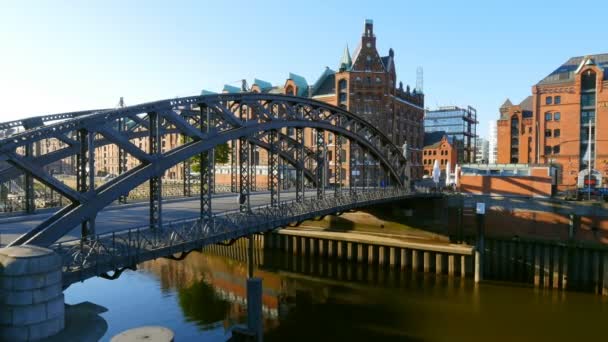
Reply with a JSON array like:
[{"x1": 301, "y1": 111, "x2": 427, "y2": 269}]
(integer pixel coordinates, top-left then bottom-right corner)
[{"x1": 1, "y1": 0, "x2": 606, "y2": 138}]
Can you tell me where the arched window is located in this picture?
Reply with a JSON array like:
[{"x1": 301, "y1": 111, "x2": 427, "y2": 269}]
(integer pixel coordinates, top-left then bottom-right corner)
[
  {"x1": 285, "y1": 85, "x2": 295, "y2": 95},
  {"x1": 338, "y1": 79, "x2": 347, "y2": 91},
  {"x1": 582, "y1": 70, "x2": 597, "y2": 91}
]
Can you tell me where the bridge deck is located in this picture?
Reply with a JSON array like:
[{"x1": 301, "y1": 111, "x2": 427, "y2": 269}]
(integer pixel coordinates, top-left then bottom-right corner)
[{"x1": 42, "y1": 189, "x2": 435, "y2": 287}]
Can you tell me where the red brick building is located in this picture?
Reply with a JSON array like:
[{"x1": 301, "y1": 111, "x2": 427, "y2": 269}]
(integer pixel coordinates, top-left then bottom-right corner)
[
  {"x1": 422, "y1": 132, "x2": 456, "y2": 177},
  {"x1": 497, "y1": 54, "x2": 608, "y2": 190},
  {"x1": 205, "y1": 19, "x2": 425, "y2": 186}
]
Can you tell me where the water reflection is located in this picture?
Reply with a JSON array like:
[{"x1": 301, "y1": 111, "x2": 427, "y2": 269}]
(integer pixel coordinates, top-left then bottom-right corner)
[{"x1": 66, "y1": 240, "x2": 607, "y2": 341}]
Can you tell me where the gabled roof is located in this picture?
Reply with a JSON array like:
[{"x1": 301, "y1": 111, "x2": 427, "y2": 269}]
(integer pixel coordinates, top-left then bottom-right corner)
[
  {"x1": 222, "y1": 84, "x2": 241, "y2": 93},
  {"x1": 380, "y1": 55, "x2": 394, "y2": 72},
  {"x1": 424, "y1": 131, "x2": 452, "y2": 148},
  {"x1": 500, "y1": 98, "x2": 513, "y2": 108},
  {"x1": 537, "y1": 53, "x2": 608, "y2": 85},
  {"x1": 519, "y1": 96, "x2": 533, "y2": 112},
  {"x1": 312, "y1": 73, "x2": 335, "y2": 97},
  {"x1": 253, "y1": 78, "x2": 272, "y2": 90},
  {"x1": 311, "y1": 67, "x2": 336, "y2": 96},
  {"x1": 288, "y1": 73, "x2": 309, "y2": 97}
]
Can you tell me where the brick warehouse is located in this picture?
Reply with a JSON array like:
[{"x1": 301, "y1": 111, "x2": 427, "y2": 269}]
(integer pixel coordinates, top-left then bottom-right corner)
[
  {"x1": 205, "y1": 19, "x2": 425, "y2": 187},
  {"x1": 422, "y1": 131, "x2": 457, "y2": 177},
  {"x1": 497, "y1": 54, "x2": 608, "y2": 190}
]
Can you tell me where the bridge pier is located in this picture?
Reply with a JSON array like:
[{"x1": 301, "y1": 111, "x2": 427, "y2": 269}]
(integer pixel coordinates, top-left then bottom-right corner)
[{"x1": 0, "y1": 246, "x2": 64, "y2": 341}]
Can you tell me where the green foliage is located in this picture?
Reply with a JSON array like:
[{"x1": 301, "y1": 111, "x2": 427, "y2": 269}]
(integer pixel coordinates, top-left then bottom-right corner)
[{"x1": 190, "y1": 143, "x2": 231, "y2": 173}]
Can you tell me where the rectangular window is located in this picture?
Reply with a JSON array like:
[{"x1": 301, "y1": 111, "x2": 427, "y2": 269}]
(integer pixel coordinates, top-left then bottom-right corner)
[
  {"x1": 553, "y1": 146, "x2": 560, "y2": 154},
  {"x1": 554, "y1": 112, "x2": 561, "y2": 121},
  {"x1": 554, "y1": 96, "x2": 561, "y2": 104},
  {"x1": 554, "y1": 129, "x2": 560, "y2": 137},
  {"x1": 581, "y1": 93, "x2": 596, "y2": 107},
  {"x1": 546, "y1": 96, "x2": 553, "y2": 105},
  {"x1": 545, "y1": 129, "x2": 552, "y2": 137},
  {"x1": 544, "y1": 146, "x2": 552, "y2": 155},
  {"x1": 545, "y1": 112, "x2": 552, "y2": 121}
]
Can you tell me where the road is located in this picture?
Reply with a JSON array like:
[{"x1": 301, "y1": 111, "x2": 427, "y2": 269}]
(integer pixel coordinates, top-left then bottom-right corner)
[{"x1": 0, "y1": 190, "x2": 322, "y2": 246}]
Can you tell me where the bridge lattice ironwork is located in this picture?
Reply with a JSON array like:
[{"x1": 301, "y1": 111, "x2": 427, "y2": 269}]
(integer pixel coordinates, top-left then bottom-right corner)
[{"x1": 0, "y1": 93, "x2": 409, "y2": 248}]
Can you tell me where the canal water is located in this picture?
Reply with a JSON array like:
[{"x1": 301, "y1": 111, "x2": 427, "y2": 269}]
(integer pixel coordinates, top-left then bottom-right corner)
[{"x1": 65, "y1": 242, "x2": 608, "y2": 342}]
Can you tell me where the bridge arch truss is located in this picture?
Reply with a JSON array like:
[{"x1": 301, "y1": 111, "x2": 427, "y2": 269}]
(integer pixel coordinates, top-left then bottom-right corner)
[{"x1": 0, "y1": 94, "x2": 408, "y2": 247}]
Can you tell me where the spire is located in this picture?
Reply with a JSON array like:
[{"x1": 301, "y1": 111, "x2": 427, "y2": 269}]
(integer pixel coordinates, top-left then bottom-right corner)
[{"x1": 339, "y1": 45, "x2": 352, "y2": 71}]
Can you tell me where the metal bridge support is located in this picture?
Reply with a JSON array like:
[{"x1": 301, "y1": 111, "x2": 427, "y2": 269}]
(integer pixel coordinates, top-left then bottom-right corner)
[
  {"x1": 77, "y1": 129, "x2": 96, "y2": 238},
  {"x1": 239, "y1": 105, "x2": 250, "y2": 213},
  {"x1": 361, "y1": 148, "x2": 368, "y2": 189},
  {"x1": 250, "y1": 144, "x2": 257, "y2": 192},
  {"x1": 316, "y1": 129, "x2": 325, "y2": 199},
  {"x1": 269, "y1": 130, "x2": 280, "y2": 207},
  {"x1": 231, "y1": 140, "x2": 238, "y2": 193},
  {"x1": 182, "y1": 134, "x2": 192, "y2": 197},
  {"x1": 118, "y1": 117, "x2": 128, "y2": 204},
  {"x1": 200, "y1": 105, "x2": 213, "y2": 224},
  {"x1": 349, "y1": 140, "x2": 355, "y2": 195},
  {"x1": 23, "y1": 143, "x2": 35, "y2": 214},
  {"x1": 149, "y1": 112, "x2": 162, "y2": 230},
  {"x1": 295, "y1": 128, "x2": 304, "y2": 203},
  {"x1": 335, "y1": 133, "x2": 343, "y2": 197}
]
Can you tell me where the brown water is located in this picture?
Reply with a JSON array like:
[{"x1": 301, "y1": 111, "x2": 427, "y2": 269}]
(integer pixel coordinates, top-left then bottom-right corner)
[{"x1": 65, "y1": 242, "x2": 608, "y2": 341}]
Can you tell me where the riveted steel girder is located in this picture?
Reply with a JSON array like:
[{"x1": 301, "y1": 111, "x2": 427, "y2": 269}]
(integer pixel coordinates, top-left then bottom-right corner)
[
  {"x1": 316, "y1": 129, "x2": 325, "y2": 199},
  {"x1": 149, "y1": 112, "x2": 162, "y2": 230},
  {"x1": 2, "y1": 93, "x2": 409, "y2": 247},
  {"x1": 269, "y1": 130, "x2": 280, "y2": 207}
]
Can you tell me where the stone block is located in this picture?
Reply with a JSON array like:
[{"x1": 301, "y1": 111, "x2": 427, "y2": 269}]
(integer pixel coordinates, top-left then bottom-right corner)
[
  {"x1": 10, "y1": 274, "x2": 47, "y2": 291},
  {"x1": 45, "y1": 294, "x2": 65, "y2": 320},
  {"x1": 1, "y1": 288, "x2": 33, "y2": 305},
  {"x1": 0, "y1": 305, "x2": 13, "y2": 324},
  {"x1": 0, "y1": 246, "x2": 61, "y2": 276},
  {"x1": 0, "y1": 325, "x2": 29, "y2": 341},
  {"x1": 45, "y1": 269, "x2": 62, "y2": 287},
  {"x1": 33, "y1": 283, "x2": 62, "y2": 304},
  {"x1": 27, "y1": 315, "x2": 64, "y2": 341},
  {"x1": 11, "y1": 302, "x2": 47, "y2": 325}
]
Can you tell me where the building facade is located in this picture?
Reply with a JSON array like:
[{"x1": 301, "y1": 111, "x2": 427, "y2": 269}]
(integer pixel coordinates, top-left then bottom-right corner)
[
  {"x1": 475, "y1": 137, "x2": 489, "y2": 164},
  {"x1": 207, "y1": 19, "x2": 425, "y2": 184},
  {"x1": 422, "y1": 132, "x2": 456, "y2": 177},
  {"x1": 458, "y1": 164, "x2": 555, "y2": 197},
  {"x1": 488, "y1": 120, "x2": 497, "y2": 164},
  {"x1": 425, "y1": 106, "x2": 477, "y2": 164},
  {"x1": 497, "y1": 54, "x2": 608, "y2": 189}
]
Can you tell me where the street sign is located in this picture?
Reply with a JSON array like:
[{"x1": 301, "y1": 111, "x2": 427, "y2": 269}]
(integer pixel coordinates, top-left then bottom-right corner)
[{"x1": 476, "y1": 202, "x2": 486, "y2": 215}]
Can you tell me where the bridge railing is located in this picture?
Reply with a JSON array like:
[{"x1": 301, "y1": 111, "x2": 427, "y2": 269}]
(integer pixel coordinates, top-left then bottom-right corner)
[{"x1": 51, "y1": 187, "x2": 410, "y2": 284}]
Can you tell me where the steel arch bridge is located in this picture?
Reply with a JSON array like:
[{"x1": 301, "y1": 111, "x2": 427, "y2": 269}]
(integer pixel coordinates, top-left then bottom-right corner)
[{"x1": 0, "y1": 93, "x2": 409, "y2": 252}]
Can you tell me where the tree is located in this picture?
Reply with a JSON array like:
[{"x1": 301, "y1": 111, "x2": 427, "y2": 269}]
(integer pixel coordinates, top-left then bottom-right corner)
[{"x1": 191, "y1": 143, "x2": 231, "y2": 172}]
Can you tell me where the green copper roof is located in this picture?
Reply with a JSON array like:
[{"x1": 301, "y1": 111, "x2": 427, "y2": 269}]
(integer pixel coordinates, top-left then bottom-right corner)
[
  {"x1": 222, "y1": 84, "x2": 241, "y2": 93},
  {"x1": 200, "y1": 89, "x2": 217, "y2": 95},
  {"x1": 288, "y1": 73, "x2": 308, "y2": 96},
  {"x1": 338, "y1": 45, "x2": 352, "y2": 71},
  {"x1": 311, "y1": 67, "x2": 336, "y2": 96},
  {"x1": 253, "y1": 78, "x2": 272, "y2": 90}
]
